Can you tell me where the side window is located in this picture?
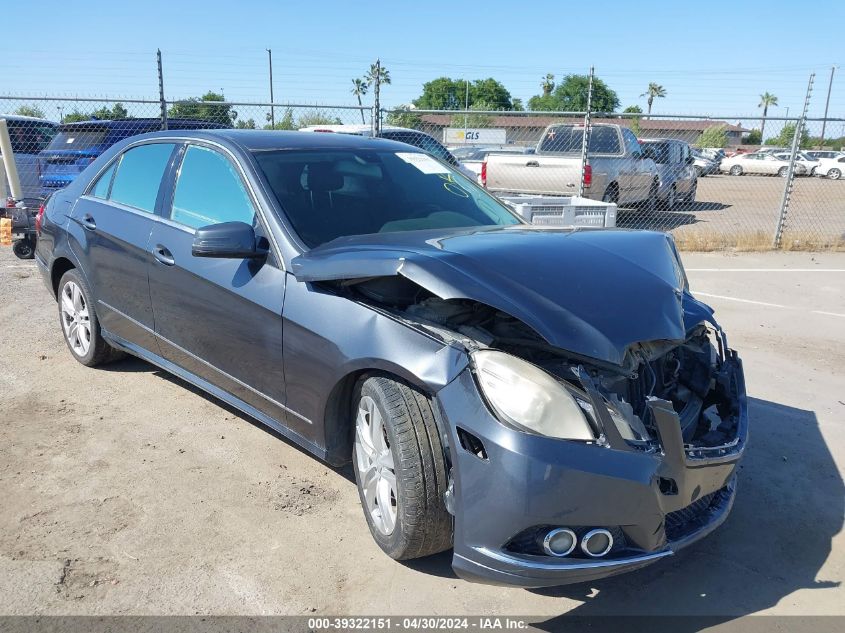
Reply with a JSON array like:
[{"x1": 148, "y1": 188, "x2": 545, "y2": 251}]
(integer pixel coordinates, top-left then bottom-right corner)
[
  {"x1": 109, "y1": 143, "x2": 176, "y2": 213},
  {"x1": 90, "y1": 161, "x2": 117, "y2": 199},
  {"x1": 622, "y1": 129, "x2": 642, "y2": 155},
  {"x1": 171, "y1": 145, "x2": 255, "y2": 229}
]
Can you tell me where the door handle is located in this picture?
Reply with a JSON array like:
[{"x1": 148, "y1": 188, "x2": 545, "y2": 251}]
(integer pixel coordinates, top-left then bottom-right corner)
[
  {"x1": 525, "y1": 161, "x2": 540, "y2": 167},
  {"x1": 81, "y1": 214, "x2": 96, "y2": 231},
  {"x1": 153, "y1": 244, "x2": 175, "y2": 266}
]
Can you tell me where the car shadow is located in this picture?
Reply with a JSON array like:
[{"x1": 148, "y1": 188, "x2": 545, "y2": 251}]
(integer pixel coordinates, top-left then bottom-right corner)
[
  {"x1": 530, "y1": 397, "x2": 842, "y2": 630},
  {"x1": 617, "y1": 210, "x2": 699, "y2": 231}
]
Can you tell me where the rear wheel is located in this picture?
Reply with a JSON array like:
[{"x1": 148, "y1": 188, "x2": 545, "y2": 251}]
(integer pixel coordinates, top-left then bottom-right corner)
[
  {"x1": 664, "y1": 186, "x2": 677, "y2": 211},
  {"x1": 778, "y1": 166, "x2": 789, "y2": 178},
  {"x1": 729, "y1": 165, "x2": 743, "y2": 176},
  {"x1": 353, "y1": 375, "x2": 452, "y2": 560},
  {"x1": 57, "y1": 269, "x2": 121, "y2": 367},
  {"x1": 601, "y1": 185, "x2": 618, "y2": 204},
  {"x1": 828, "y1": 168, "x2": 842, "y2": 180},
  {"x1": 12, "y1": 238, "x2": 35, "y2": 259}
]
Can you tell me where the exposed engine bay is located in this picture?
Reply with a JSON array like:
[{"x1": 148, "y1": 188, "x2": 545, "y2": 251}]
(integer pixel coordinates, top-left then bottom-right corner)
[{"x1": 337, "y1": 275, "x2": 742, "y2": 452}]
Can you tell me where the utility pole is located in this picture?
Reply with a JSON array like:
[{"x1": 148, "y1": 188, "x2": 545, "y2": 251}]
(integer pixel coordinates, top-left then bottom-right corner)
[
  {"x1": 819, "y1": 65, "x2": 837, "y2": 148},
  {"x1": 267, "y1": 48, "x2": 275, "y2": 128},
  {"x1": 578, "y1": 66, "x2": 595, "y2": 198},
  {"x1": 464, "y1": 79, "x2": 469, "y2": 136},
  {"x1": 373, "y1": 59, "x2": 382, "y2": 137},
  {"x1": 157, "y1": 49, "x2": 167, "y2": 131}
]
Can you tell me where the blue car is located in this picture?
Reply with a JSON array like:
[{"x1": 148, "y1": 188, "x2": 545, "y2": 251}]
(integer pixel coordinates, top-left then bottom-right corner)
[
  {"x1": 37, "y1": 118, "x2": 225, "y2": 197},
  {"x1": 34, "y1": 130, "x2": 747, "y2": 587}
]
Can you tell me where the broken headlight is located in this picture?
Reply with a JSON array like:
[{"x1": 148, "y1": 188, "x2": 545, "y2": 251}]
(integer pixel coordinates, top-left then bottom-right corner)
[{"x1": 472, "y1": 350, "x2": 596, "y2": 441}]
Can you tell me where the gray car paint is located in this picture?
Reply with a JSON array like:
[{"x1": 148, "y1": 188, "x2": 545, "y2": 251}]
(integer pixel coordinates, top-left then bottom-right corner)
[{"x1": 35, "y1": 130, "x2": 747, "y2": 587}]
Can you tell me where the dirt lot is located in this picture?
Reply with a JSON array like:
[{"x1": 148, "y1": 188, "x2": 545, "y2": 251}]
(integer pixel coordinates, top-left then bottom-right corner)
[
  {"x1": 0, "y1": 247, "x2": 843, "y2": 620},
  {"x1": 617, "y1": 174, "x2": 845, "y2": 247}
]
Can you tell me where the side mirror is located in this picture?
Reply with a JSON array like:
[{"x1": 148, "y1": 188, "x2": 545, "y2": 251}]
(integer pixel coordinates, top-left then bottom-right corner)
[{"x1": 192, "y1": 221, "x2": 265, "y2": 259}]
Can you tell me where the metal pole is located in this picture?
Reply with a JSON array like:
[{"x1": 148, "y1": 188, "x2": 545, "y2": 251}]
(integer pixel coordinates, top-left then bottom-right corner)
[
  {"x1": 578, "y1": 66, "x2": 595, "y2": 198},
  {"x1": 157, "y1": 49, "x2": 168, "y2": 131},
  {"x1": 774, "y1": 73, "x2": 814, "y2": 249},
  {"x1": 372, "y1": 59, "x2": 381, "y2": 137},
  {"x1": 0, "y1": 119, "x2": 23, "y2": 200},
  {"x1": 464, "y1": 79, "x2": 469, "y2": 136},
  {"x1": 819, "y1": 65, "x2": 836, "y2": 147},
  {"x1": 267, "y1": 49, "x2": 275, "y2": 128}
]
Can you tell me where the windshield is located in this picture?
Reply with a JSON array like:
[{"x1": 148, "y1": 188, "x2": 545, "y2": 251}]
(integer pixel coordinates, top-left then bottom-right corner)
[
  {"x1": 46, "y1": 127, "x2": 109, "y2": 151},
  {"x1": 254, "y1": 148, "x2": 522, "y2": 248},
  {"x1": 539, "y1": 126, "x2": 621, "y2": 154}
]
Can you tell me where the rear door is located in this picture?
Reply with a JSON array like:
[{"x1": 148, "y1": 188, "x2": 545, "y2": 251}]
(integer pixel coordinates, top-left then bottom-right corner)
[
  {"x1": 69, "y1": 141, "x2": 178, "y2": 351},
  {"x1": 147, "y1": 143, "x2": 293, "y2": 430}
]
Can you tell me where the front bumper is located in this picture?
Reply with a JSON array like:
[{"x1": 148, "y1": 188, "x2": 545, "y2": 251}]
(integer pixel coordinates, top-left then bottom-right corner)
[{"x1": 435, "y1": 352, "x2": 747, "y2": 588}]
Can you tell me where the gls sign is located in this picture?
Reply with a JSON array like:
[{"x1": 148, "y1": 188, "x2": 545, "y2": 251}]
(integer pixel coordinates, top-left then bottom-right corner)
[{"x1": 444, "y1": 128, "x2": 507, "y2": 145}]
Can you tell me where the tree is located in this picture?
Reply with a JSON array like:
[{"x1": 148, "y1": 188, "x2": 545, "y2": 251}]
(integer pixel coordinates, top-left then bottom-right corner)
[
  {"x1": 14, "y1": 105, "x2": 45, "y2": 118},
  {"x1": 385, "y1": 105, "x2": 422, "y2": 128},
  {"x1": 623, "y1": 105, "x2": 643, "y2": 114},
  {"x1": 265, "y1": 108, "x2": 296, "y2": 130},
  {"x1": 744, "y1": 129, "x2": 762, "y2": 145},
  {"x1": 450, "y1": 101, "x2": 496, "y2": 128},
  {"x1": 90, "y1": 103, "x2": 129, "y2": 120},
  {"x1": 351, "y1": 77, "x2": 368, "y2": 124},
  {"x1": 296, "y1": 111, "x2": 342, "y2": 128},
  {"x1": 366, "y1": 63, "x2": 391, "y2": 89},
  {"x1": 413, "y1": 77, "x2": 513, "y2": 111},
  {"x1": 235, "y1": 118, "x2": 257, "y2": 129},
  {"x1": 697, "y1": 125, "x2": 728, "y2": 148},
  {"x1": 540, "y1": 73, "x2": 555, "y2": 97},
  {"x1": 168, "y1": 91, "x2": 234, "y2": 127},
  {"x1": 511, "y1": 98, "x2": 524, "y2": 112},
  {"x1": 527, "y1": 74, "x2": 619, "y2": 113},
  {"x1": 63, "y1": 110, "x2": 91, "y2": 123},
  {"x1": 641, "y1": 82, "x2": 667, "y2": 117},
  {"x1": 765, "y1": 122, "x2": 810, "y2": 149},
  {"x1": 758, "y1": 92, "x2": 778, "y2": 142},
  {"x1": 624, "y1": 105, "x2": 643, "y2": 136}
]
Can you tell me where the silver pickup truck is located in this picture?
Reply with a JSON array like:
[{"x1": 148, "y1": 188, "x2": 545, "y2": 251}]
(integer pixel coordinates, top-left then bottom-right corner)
[{"x1": 483, "y1": 123, "x2": 659, "y2": 208}]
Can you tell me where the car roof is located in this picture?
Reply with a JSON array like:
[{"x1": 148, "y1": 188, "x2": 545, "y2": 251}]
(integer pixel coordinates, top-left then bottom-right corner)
[
  {"x1": 56, "y1": 118, "x2": 226, "y2": 131},
  {"x1": 127, "y1": 129, "x2": 426, "y2": 153},
  {"x1": 1, "y1": 113, "x2": 57, "y2": 124},
  {"x1": 298, "y1": 124, "x2": 418, "y2": 134}
]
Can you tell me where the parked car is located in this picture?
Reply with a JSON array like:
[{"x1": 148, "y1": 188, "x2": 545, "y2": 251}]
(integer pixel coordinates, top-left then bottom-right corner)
[
  {"x1": 456, "y1": 146, "x2": 534, "y2": 182},
  {"x1": 815, "y1": 155, "x2": 845, "y2": 180},
  {"x1": 1, "y1": 114, "x2": 58, "y2": 199},
  {"x1": 698, "y1": 147, "x2": 726, "y2": 162},
  {"x1": 37, "y1": 118, "x2": 226, "y2": 197},
  {"x1": 772, "y1": 151, "x2": 819, "y2": 175},
  {"x1": 639, "y1": 138, "x2": 697, "y2": 209},
  {"x1": 719, "y1": 152, "x2": 807, "y2": 176},
  {"x1": 484, "y1": 123, "x2": 660, "y2": 208},
  {"x1": 690, "y1": 148, "x2": 719, "y2": 177},
  {"x1": 805, "y1": 150, "x2": 845, "y2": 161},
  {"x1": 298, "y1": 124, "x2": 475, "y2": 179},
  {"x1": 35, "y1": 129, "x2": 746, "y2": 588}
]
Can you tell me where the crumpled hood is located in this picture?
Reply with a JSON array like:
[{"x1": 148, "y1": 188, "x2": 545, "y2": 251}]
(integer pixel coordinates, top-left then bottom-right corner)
[{"x1": 291, "y1": 226, "x2": 716, "y2": 366}]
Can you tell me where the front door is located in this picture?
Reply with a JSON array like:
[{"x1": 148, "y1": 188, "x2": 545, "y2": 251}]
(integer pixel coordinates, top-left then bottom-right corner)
[{"x1": 146, "y1": 144, "x2": 295, "y2": 432}]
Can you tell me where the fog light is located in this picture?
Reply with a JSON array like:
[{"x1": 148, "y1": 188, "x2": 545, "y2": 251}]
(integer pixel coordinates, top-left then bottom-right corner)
[
  {"x1": 542, "y1": 528, "x2": 577, "y2": 557},
  {"x1": 581, "y1": 529, "x2": 613, "y2": 558}
]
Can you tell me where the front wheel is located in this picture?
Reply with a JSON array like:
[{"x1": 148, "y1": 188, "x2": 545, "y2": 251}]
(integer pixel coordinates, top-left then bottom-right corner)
[
  {"x1": 828, "y1": 168, "x2": 842, "y2": 180},
  {"x1": 778, "y1": 166, "x2": 789, "y2": 178},
  {"x1": 353, "y1": 375, "x2": 452, "y2": 560},
  {"x1": 729, "y1": 165, "x2": 743, "y2": 176}
]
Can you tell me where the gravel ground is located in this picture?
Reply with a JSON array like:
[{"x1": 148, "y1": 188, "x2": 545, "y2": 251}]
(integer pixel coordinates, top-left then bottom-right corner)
[{"x1": 0, "y1": 247, "x2": 843, "y2": 620}]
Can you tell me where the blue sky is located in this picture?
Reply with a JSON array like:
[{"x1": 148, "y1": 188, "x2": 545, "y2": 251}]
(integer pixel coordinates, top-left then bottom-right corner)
[{"x1": 3, "y1": 0, "x2": 843, "y2": 122}]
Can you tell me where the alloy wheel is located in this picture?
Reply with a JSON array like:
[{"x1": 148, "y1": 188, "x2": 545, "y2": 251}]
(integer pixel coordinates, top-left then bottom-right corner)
[
  {"x1": 354, "y1": 395, "x2": 397, "y2": 535},
  {"x1": 829, "y1": 168, "x2": 842, "y2": 180},
  {"x1": 60, "y1": 281, "x2": 91, "y2": 357}
]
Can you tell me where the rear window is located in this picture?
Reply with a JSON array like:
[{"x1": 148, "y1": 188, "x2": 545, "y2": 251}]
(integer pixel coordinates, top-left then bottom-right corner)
[
  {"x1": 539, "y1": 126, "x2": 621, "y2": 154},
  {"x1": 642, "y1": 142, "x2": 671, "y2": 164},
  {"x1": 109, "y1": 143, "x2": 176, "y2": 213},
  {"x1": 7, "y1": 120, "x2": 57, "y2": 154},
  {"x1": 46, "y1": 128, "x2": 109, "y2": 151}
]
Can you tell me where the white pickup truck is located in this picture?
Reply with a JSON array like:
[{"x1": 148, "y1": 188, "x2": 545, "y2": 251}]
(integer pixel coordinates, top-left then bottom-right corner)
[{"x1": 483, "y1": 123, "x2": 659, "y2": 208}]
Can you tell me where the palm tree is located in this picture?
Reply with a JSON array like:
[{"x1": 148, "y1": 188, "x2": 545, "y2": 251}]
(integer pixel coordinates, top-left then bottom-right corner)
[
  {"x1": 540, "y1": 73, "x2": 555, "y2": 96},
  {"x1": 351, "y1": 77, "x2": 368, "y2": 124},
  {"x1": 640, "y1": 82, "x2": 667, "y2": 118},
  {"x1": 758, "y1": 92, "x2": 778, "y2": 142},
  {"x1": 366, "y1": 62, "x2": 391, "y2": 88}
]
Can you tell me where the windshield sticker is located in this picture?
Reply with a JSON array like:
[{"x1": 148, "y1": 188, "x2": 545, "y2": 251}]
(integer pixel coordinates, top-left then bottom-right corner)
[
  {"x1": 437, "y1": 173, "x2": 470, "y2": 198},
  {"x1": 396, "y1": 152, "x2": 450, "y2": 175}
]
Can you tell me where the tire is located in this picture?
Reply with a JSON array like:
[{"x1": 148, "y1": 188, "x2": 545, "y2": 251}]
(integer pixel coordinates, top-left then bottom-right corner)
[
  {"x1": 687, "y1": 180, "x2": 697, "y2": 203},
  {"x1": 12, "y1": 238, "x2": 35, "y2": 260},
  {"x1": 778, "y1": 166, "x2": 788, "y2": 178},
  {"x1": 57, "y1": 269, "x2": 121, "y2": 367},
  {"x1": 694, "y1": 166, "x2": 703, "y2": 178},
  {"x1": 828, "y1": 168, "x2": 842, "y2": 180},
  {"x1": 643, "y1": 180, "x2": 659, "y2": 212},
  {"x1": 663, "y1": 186, "x2": 676, "y2": 211},
  {"x1": 601, "y1": 185, "x2": 618, "y2": 204},
  {"x1": 729, "y1": 165, "x2": 743, "y2": 176},
  {"x1": 352, "y1": 375, "x2": 452, "y2": 560}
]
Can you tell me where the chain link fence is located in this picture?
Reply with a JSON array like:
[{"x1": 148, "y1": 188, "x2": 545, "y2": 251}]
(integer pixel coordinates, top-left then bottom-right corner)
[{"x1": 2, "y1": 95, "x2": 843, "y2": 250}]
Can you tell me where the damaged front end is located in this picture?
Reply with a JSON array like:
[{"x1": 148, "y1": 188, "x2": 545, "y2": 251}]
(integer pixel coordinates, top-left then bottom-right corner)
[{"x1": 293, "y1": 228, "x2": 747, "y2": 586}]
